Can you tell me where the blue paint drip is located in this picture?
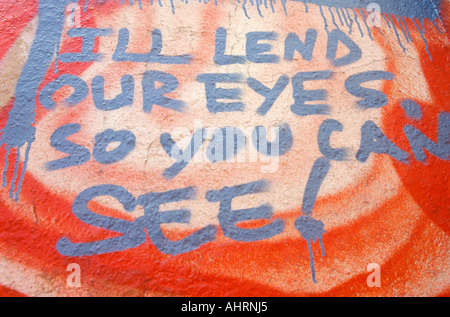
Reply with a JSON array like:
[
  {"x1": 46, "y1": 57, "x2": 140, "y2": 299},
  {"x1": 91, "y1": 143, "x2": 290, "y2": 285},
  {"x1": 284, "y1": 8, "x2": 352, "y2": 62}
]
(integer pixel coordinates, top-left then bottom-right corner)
[
  {"x1": 374, "y1": 25, "x2": 385, "y2": 37},
  {"x1": 295, "y1": 215, "x2": 326, "y2": 283},
  {"x1": 9, "y1": 148, "x2": 20, "y2": 200},
  {"x1": 361, "y1": 8, "x2": 374, "y2": 40},
  {"x1": 2, "y1": 148, "x2": 9, "y2": 188},
  {"x1": 15, "y1": 141, "x2": 32, "y2": 202},
  {"x1": 328, "y1": 6, "x2": 340, "y2": 30},
  {"x1": 319, "y1": 5, "x2": 329, "y2": 34},
  {"x1": 256, "y1": 0, "x2": 264, "y2": 17},
  {"x1": 432, "y1": 20, "x2": 444, "y2": 33},
  {"x1": 401, "y1": 16, "x2": 413, "y2": 42},
  {"x1": 352, "y1": 8, "x2": 364, "y2": 37},
  {"x1": 413, "y1": 17, "x2": 433, "y2": 60},
  {"x1": 383, "y1": 13, "x2": 392, "y2": 28},
  {"x1": 70, "y1": 5, "x2": 76, "y2": 24},
  {"x1": 295, "y1": 157, "x2": 330, "y2": 283},
  {"x1": 291, "y1": 0, "x2": 440, "y2": 20},
  {"x1": 389, "y1": 14, "x2": 407, "y2": 52},
  {"x1": 287, "y1": 0, "x2": 442, "y2": 59},
  {"x1": 344, "y1": 8, "x2": 353, "y2": 34},
  {"x1": 44, "y1": 0, "x2": 443, "y2": 23},
  {"x1": 241, "y1": 0, "x2": 250, "y2": 19},
  {"x1": 335, "y1": 7, "x2": 345, "y2": 26},
  {"x1": 341, "y1": 8, "x2": 349, "y2": 30},
  {"x1": 395, "y1": 15, "x2": 411, "y2": 44},
  {"x1": 55, "y1": 41, "x2": 61, "y2": 74},
  {"x1": 281, "y1": 0, "x2": 288, "y2": 15},
  {"x1": 302, "y1": 0, "x2": 309, "y2": 12},
  {"x1": 269, "y1": 0, "x2": 275, "y2": 12}
]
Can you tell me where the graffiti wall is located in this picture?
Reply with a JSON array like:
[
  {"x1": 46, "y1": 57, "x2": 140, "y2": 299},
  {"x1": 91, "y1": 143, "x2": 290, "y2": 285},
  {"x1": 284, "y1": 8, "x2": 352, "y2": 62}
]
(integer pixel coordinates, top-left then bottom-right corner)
[{"x1": 0, "y1": 0, "x2": 448, "y2": 297}]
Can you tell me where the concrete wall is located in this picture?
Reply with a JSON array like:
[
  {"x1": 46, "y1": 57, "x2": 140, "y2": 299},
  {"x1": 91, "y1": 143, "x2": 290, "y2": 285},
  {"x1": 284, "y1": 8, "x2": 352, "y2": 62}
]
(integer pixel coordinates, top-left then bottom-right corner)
[{"x1": 0, "y1": 0, "x2": 448, "y2": 296}]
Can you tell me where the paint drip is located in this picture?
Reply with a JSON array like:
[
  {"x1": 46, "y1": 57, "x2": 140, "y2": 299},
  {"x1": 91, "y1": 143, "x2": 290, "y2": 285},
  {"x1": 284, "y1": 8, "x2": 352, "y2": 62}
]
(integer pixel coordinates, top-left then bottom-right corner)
[
  {"x1": 294, "y1": 215, "x2": 326, "y2": 283},
  {"x1": 296, "y1": 157, "x2": 330, "y2": 282}
]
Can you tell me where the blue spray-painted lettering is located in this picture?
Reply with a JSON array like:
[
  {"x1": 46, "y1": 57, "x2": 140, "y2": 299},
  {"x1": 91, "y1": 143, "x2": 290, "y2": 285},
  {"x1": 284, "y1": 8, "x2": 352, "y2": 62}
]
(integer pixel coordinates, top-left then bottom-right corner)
[
  {"x1": 284, "y1": 29, "x2": 317, "y2": 62},
  {"x1": 357, "y1": 120, "x2": 409, "y2": 163},
  {"x1": 345, "y1": 71, "x2": 394, "y2": 109},
  {"x1": 326, "y1": 29, "x2": 362, "y2": 66},
  {"x1": 39, "y1": 74, "x2": 89, "y2": 110},
  {"x1": 93, "y1": 129, "x2": 136, "y2": 164},
  {"x1": 113, "y1": 28, "x2": 192, "y2": 63},
  {"x1": 247, "y1": 75, "x2": 289, "y2": 115},
  {"x1": 404, "y1": 112, "x2": 450, "y2": 163},
  {"x1": 46, "y1": 123, "x2": 90, "y2": 171},
  {"x1": 206, "y1": 127, "x2": 247, "y2": 162},
  {"x1": 160, "y1": 128, "x2": 207, "y2": 179},
  {"x1": 401, "y1": 99, "x2": 423, "y2": 120},
  {"x1": 92, "y1": 75, "x2": 135, "y2": 111},
  {"x1": 246, "y1": 32, "x2": 279, "y2": 63},
  {"x1": 206, "y1": 180, "x2": 284, "y2": 242},
  {"x1": 60, "y1": 28, "x2": 113, "y2": 63},
  {"x1": 295, "y1": 156, "x2": 330, "y2": 283},
  {"x1": 142, "y1": 70, "x2": 185, "y2": 113},
  {"x1": 197, "y1": 73, "x2": 244, "y2": 113},
  {"x1": 214, "y1": 27, "x2": 246, "y2": 65},
  {"x1": 137, "y1": 187, "x2": 217, "y2": 255},
  {"x1": 291, "y1": 71, "x2": 333, "y2": 116},
  {"x1": 57, "y1": 184, "x2": 146, "y2": 256},
  {"x1": 318, "y1": 119, "x2": 348, "y2": 161},
  {"x1": 252, "y1": 123, "x2": 293, "y2": 156}
]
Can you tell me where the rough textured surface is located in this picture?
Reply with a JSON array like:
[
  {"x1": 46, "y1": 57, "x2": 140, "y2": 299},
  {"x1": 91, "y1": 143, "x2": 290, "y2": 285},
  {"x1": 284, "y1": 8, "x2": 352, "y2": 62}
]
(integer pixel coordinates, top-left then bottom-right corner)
[{"x1": 0, "y1": 0, "x2": 448, "y2": 297}]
